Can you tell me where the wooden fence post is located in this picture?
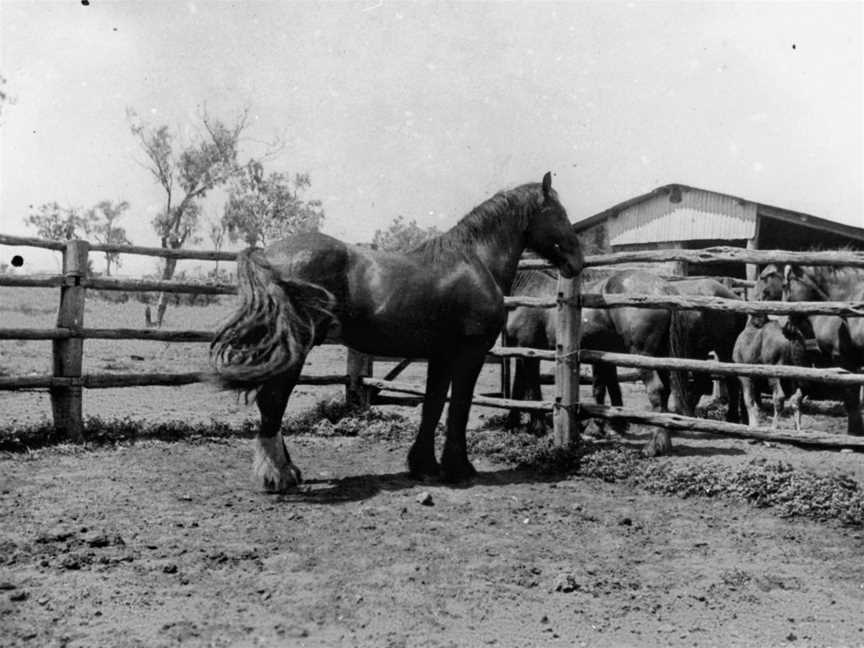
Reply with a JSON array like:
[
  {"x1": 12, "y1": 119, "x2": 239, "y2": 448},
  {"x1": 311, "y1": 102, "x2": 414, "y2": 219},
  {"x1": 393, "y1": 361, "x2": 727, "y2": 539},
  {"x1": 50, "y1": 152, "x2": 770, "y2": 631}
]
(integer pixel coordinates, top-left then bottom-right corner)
[
  {"x1": 51, "y1": 239, "x2": 89, "y2": 442},
  {"x1": 346, "y1": 348, "x2": 373, "y2": 409},
  {"x1": 553, "y1": 273, "x2": 581, "y2": 446}
]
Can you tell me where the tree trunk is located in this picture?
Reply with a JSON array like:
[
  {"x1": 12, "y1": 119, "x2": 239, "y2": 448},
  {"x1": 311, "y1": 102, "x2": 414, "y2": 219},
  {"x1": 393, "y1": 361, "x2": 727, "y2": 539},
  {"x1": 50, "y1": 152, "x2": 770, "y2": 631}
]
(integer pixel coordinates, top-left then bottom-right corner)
[{"x1": 154, "y1": 256, "x2": 178, "y2": 327}]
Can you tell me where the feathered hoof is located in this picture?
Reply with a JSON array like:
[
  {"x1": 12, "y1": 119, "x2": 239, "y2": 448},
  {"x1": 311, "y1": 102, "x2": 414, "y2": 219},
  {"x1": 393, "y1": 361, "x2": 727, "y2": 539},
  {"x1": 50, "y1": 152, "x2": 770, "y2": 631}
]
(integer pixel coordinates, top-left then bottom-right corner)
[
  {"x1": 642, "y1": 430, "x2": 672, "y2": 458},
  {"x1": 258, "y1": 463, "x2": 303, "y2": 493},
  {"x1": 253, "y1": 433, "x2": 302, "y2": 493}
]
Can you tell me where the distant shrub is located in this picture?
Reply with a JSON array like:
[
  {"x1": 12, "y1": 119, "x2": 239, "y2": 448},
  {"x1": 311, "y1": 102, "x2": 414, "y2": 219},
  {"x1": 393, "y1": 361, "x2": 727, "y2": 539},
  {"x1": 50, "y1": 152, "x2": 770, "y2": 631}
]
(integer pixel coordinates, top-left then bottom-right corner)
[{"x1": 90, "y1": 267, "x2": 234, "y2": 307}]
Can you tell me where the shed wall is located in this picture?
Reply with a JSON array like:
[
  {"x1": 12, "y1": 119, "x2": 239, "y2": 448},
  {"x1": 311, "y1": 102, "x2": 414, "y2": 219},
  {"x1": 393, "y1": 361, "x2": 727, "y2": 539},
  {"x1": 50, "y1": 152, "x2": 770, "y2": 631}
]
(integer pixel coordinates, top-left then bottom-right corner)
[{"x1": 607, "y1": 188, "x2": 758, "y2": 246}]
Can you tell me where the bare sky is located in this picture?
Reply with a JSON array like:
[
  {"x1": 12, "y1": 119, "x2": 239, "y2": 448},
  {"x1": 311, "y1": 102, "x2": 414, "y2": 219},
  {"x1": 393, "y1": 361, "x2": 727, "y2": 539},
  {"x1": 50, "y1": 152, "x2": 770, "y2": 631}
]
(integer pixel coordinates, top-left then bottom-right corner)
[{"x1": 1, "y1": 1, "x2": 862, "y2": 274}]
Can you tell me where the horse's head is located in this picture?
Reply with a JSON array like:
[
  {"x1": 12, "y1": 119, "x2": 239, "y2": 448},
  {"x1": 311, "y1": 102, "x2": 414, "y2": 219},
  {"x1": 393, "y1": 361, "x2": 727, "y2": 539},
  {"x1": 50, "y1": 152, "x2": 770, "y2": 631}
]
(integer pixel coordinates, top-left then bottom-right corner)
[
  {"x1": 755, "y1": 264, "x2": 784, "y2": 301},
  {"x1": 783, "y1": 264, "x2": 828, "y2": 301},
  {"x1": 525, "y1": 172, "x2": 584, "y2": 279}
]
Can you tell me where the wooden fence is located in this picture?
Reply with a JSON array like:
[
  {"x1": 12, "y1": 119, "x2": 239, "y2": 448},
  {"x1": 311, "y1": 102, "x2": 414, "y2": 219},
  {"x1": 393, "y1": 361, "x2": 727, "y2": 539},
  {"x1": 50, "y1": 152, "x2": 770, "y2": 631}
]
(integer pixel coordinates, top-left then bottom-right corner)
[{"x1": 2, "y1": 232, "x2": 864, "y2": 451}]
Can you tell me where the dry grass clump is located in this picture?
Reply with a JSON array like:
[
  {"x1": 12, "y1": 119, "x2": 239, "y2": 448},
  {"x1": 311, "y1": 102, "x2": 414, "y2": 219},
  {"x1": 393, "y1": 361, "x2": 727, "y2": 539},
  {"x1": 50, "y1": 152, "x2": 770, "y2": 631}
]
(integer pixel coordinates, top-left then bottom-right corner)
[
  {"x1": 0, "y1": 416, "x2": 257, "y2": 452},
  {"x1": 580, "y1": 446, "x2": 864, "y2": 527}
]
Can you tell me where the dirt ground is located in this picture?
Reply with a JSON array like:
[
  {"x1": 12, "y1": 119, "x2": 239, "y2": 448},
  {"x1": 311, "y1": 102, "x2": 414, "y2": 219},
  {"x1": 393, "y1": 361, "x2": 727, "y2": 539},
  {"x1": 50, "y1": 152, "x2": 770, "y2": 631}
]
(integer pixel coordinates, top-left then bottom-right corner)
[{"x1": 2, "y1": 291, "x2": 864, "y2": 647}]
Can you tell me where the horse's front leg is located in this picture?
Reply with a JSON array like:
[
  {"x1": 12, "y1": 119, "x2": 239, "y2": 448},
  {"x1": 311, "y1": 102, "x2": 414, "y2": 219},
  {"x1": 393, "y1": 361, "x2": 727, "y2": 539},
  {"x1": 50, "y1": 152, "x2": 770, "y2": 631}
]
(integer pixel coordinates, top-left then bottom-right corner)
[
  {"x1": 842, "y1": 385, "x2": 863, "y2": 436},
  {"x1": 440, "y1": 344, "x2": 488, "y2": 483},
  {"x1": 769, "y1": 378, "x2": 785, "y2": 429},
  {"x1": 787, "y1": 385, "x2": 804, "y2": 432},
  {"x1": 739, "y1": 376, "x2": 760, "y2": 428},
  {"x1": 254, "y1": 369, "x2": 303, "y2": 493},
  {"x1": 407, "y1": 356, "x2": 451, "y2": 480}
]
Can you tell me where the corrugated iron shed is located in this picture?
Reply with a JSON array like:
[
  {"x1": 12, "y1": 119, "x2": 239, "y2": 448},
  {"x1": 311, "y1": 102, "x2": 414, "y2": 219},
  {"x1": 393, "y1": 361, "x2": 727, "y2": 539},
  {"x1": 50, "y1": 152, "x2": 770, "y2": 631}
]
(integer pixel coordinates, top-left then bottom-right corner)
[{"x1": 574, "y1": 183, "x2": 864, "y2": 249}]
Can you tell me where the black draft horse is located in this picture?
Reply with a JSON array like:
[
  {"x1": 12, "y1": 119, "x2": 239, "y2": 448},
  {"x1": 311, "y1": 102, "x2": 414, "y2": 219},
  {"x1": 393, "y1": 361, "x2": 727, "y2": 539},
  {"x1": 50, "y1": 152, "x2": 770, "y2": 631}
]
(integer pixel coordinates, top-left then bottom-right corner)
[{"x1": 211, "y1": 173, "x2": 584, "y2": 491}]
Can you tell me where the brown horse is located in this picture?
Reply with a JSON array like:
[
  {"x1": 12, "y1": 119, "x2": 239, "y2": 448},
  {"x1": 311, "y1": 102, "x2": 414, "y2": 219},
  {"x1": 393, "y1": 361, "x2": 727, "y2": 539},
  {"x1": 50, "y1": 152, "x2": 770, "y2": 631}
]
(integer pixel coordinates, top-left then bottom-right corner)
[
  {"x1": 505, "y1": 271, "x2": 619, "y2": 434},
  {"x1": 672, "y1": 278, "x2": 747, "y2": 421},
  {"x1": 732, "y1": 315, "x2": 808, "y2": 430},
  {"x1": 757, "y1": 261, "x2": 864, "y2": 436},
  {"x1": 504, "y1": 268, "x2": 690, "y2": 456},
  {"x1": 211, "y1": 173, "x2": 584, "y2": 491}
]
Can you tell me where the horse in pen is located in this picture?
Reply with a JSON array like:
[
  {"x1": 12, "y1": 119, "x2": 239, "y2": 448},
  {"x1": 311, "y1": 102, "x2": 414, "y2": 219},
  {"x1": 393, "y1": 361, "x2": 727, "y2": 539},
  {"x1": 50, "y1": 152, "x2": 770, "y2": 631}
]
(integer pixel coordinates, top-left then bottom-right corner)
[
  {"x1": 732, "y1": 313, "x2": 808, "y2": 430},
  {"x1": 504, "y1": 268, "x2": 692, "y2": 456},
  {"x1": 757, "y1": 259, "x2": 864, "y2": 436},
  {"x1": 210, "y1": 173, "x2": 584, "y2": 491}
]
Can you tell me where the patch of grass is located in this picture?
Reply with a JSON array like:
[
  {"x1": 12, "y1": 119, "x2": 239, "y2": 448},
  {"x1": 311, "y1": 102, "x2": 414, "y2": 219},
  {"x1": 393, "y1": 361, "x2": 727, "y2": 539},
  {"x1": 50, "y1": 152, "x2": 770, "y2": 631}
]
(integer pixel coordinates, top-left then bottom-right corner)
[
  {"x1": 468, "y1": 428, "x2": 583, "y2": 475},
  {"x1": 281, "y1": 397, "x2": 366, "y2": 435},
  {"x1": 476, "y1": 413, "x2": 513, "y2": 431},
  {"x1": 0, "y1": 416, "x2": 257, "y2": 453},
  {"x1": 284, "y1": 398, "x2": 419, "y2": 441},
  {"x1": 578, "y1": 446, "x2": 864, "y2": 527}
]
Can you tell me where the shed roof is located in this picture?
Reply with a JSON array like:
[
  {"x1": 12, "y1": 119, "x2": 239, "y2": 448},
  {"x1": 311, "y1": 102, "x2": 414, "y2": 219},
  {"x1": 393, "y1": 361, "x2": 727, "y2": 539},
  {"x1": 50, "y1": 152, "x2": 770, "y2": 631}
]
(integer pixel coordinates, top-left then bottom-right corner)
[{"x1": 572, "y1": 183, "x2": 864, "y2": 244}]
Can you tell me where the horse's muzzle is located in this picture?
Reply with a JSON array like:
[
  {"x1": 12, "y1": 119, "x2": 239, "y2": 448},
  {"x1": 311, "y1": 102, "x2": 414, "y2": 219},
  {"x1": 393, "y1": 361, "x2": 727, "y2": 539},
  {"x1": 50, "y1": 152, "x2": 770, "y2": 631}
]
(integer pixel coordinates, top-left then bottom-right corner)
[{"x1": 557, "y1": 259, "x2": 583, "y2": 279}]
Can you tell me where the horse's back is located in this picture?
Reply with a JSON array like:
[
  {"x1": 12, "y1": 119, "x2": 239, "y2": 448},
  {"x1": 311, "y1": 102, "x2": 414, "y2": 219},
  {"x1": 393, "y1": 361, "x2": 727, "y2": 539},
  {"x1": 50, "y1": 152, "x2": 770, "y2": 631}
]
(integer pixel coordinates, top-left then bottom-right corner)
[
  {"x1": 675, "y1": 278, "x2": 746, "y2": 358},
  {"x1": 734, "y1": 319, "x2": 803, "y2": 366},
  {"x1": 506, "y1": 271, "x2": 614, "y2": 350},
  {"x1": 259, "y1": 232, "x2": 351, "y2": 288},
  {"x1": 603, "y1": 270, "x2": 674, "y2": 353}
]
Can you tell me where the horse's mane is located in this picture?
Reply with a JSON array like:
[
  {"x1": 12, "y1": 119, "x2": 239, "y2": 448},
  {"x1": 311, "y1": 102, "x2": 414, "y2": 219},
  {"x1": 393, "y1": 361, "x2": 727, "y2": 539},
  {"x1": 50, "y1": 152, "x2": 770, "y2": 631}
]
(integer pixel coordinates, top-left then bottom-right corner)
[
  {"x1": 798, "y1": 244, "x2": 864, "y2": 289},
  {"x1": 511, "y1": 269, "x2": 557, "y2": 295},
  {"x1": 415, "y1": 183, "x2": 544, "y2": 260}
]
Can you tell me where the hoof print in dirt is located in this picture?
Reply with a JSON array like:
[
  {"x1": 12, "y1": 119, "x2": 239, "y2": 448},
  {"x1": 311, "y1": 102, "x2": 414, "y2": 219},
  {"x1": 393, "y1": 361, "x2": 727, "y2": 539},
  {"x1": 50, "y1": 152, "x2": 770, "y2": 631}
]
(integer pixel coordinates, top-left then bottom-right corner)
[
  {"x1": 9, "y1": 590, "x2": 29, "y2": 602},
  {"x1": 552, "y1": 573, "x2": 580, "y2": 593}
]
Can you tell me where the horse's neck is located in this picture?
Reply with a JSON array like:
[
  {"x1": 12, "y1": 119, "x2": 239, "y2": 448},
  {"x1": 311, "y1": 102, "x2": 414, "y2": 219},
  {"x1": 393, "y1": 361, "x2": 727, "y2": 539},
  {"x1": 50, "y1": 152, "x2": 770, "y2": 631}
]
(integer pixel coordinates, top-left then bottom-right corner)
[
  {"x1": 808, "y1": 267, "x2": 862, "y2": 300},
  {"x1": 471, "y1": 232, "x2": 529, "y2": 293}
]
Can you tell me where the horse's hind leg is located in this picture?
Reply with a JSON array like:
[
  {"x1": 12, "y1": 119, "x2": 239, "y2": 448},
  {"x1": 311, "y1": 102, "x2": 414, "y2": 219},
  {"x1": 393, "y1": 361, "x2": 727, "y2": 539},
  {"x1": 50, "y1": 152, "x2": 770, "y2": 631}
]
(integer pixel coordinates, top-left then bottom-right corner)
[
  {"x1": 407, "y1": 356, "x2": 450, "y2": 480},
  {"x1": 523, "y1": 358, "x2": 547, "y2": 436},
  {"x1": 594, "y1": 363, "x2": 626, "y2": 436},
  {"x1": 254, "y1": 367, "x2": 304, "y2": 493},
  {"x1": 506, "y1": 359, "x2": 527, "y2": 429},
  {"x1": 724, "y1": 375, "x2": 742, "y2": 423},
  {"x1": 643, "y1": 369, "x2": 669, "y2": 412},
  {"x1": 641, "y1": 369, "x2": 672, "y2": 457}
]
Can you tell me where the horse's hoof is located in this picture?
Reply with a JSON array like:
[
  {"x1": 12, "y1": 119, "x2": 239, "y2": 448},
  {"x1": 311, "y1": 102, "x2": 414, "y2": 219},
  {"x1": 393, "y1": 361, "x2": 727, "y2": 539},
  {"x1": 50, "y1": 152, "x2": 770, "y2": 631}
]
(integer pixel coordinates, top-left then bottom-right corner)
[
  {"x1": 259, "y1": 463, "x2": 303, "y2": 493},
  {"x1": 642, "y1": 432, "x2": 672, "y2": 458},
  {"x1": 407, "y1": 446, "x2": 440, "y2": 480},
  {"x1": 440, "y1": 460, "x2": 477, "y2": 484},
  {"x1": 408, "y1": 463, "x2": 441, "y2": 482},
  {"x1": 528, "y1": 421, "x2": 549, "y2": 437}
]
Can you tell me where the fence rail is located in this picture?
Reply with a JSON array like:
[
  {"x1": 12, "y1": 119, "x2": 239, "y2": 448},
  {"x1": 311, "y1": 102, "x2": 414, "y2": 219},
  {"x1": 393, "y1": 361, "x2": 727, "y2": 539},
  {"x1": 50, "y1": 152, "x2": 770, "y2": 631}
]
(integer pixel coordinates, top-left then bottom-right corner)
[{"x1": 2, "y1": 234, "x2": 863, "y2": 451}]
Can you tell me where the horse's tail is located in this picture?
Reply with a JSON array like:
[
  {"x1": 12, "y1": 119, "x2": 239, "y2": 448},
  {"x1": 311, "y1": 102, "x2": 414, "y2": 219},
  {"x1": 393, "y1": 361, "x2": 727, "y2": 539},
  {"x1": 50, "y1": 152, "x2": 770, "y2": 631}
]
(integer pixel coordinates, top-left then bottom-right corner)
[
  {"x1": 667, "y1": 307, "x2": 693, "y2": 416},
  {"x1": 209, "y1": 249, "x2": 335, "y2": 393}
]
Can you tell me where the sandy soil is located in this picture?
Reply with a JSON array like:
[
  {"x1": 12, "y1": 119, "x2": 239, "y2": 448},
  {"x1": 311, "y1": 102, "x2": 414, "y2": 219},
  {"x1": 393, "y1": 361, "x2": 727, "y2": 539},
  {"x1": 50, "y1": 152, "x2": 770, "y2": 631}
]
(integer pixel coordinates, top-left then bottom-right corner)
[
  {"x1": 2, "y1": 292, "x2": 864, "y2": 647},
  {"x1": 2, "y1": 428, "x2": 864, "y2": 648}
]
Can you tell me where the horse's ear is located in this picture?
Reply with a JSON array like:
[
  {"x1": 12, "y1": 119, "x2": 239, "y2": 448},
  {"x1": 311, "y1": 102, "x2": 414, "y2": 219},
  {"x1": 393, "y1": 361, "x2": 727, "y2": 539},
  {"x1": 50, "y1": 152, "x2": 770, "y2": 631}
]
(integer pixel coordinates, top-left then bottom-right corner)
[
  {"x1": 759, "y1": 264, "x2": 779, "y2": 279},
  {"x1": 542, "y1": 172, "x2": 552, "y2": 198}
]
